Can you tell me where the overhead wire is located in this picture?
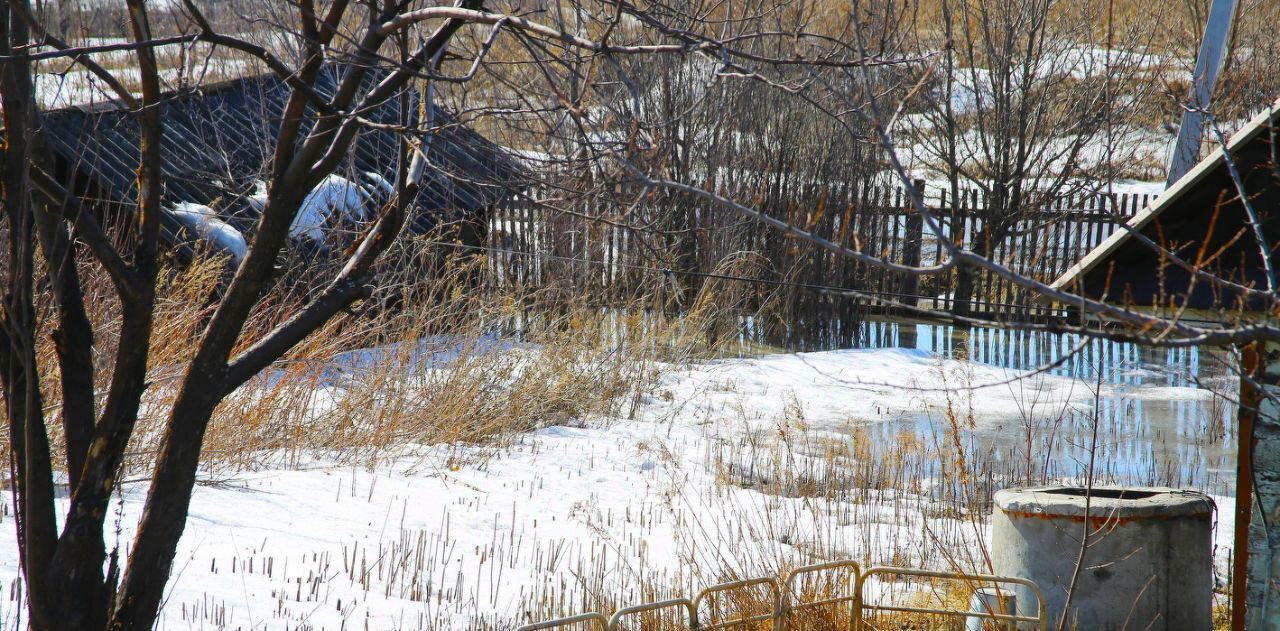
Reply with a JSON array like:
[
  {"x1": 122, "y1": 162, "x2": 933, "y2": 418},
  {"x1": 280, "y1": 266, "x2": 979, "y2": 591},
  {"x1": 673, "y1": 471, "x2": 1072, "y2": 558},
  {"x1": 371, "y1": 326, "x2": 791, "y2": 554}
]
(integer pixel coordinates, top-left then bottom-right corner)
[{"x1": 412, "y1": 237, "x2": 1231, "y2": 328}]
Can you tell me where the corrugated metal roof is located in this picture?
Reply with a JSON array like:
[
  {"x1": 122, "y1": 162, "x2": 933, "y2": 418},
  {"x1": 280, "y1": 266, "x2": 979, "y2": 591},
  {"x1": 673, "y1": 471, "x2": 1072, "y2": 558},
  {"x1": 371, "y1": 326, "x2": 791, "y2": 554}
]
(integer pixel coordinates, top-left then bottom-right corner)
[{"x1": 38, "y1": 64, "x2": 526, "y2": 249}]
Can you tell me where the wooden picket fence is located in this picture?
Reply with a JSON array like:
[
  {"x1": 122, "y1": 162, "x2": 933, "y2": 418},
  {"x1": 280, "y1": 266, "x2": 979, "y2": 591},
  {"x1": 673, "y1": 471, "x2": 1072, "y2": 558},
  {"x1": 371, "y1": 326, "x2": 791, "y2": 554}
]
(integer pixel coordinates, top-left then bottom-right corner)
[{"x1": 484, "y1": 182, "x2": 1152, "y2": 338}]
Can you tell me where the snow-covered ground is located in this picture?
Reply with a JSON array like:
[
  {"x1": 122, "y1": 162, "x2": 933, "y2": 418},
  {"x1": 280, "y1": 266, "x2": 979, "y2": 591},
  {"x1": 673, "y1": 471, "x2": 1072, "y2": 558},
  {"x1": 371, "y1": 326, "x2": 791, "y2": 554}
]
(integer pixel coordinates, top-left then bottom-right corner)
[{"x1": 0, "y1": 346, "x2": 1232, "y2": 629}]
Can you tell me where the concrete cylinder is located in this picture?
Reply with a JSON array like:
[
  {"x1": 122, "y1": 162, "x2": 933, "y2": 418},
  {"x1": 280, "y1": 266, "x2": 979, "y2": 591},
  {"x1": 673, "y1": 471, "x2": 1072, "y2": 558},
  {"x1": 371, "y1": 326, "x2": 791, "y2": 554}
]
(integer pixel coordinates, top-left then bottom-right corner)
[
  {"x1": 991, "y1": 486, "x2": 1214, "y2": 630},
  {"x1": 967, "y1": 588, "x2": 1015, "y2": 631}
]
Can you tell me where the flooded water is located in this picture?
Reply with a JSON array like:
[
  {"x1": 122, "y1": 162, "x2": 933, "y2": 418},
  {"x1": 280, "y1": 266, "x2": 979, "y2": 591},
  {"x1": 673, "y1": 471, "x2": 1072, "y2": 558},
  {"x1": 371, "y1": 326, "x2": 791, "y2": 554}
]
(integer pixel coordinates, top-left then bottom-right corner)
[
  {"x1": 818, "y1": 319, "x2": 1237, "y2": 496},
  {"x1": 521, "y1": 308, "x2": 1239, "y2": 496}
]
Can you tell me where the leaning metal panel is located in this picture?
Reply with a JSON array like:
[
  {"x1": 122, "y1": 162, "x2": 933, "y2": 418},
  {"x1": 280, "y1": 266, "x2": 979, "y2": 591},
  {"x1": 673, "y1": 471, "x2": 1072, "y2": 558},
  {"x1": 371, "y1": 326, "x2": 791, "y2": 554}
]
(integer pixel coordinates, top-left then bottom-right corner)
[
  {"x1": 694, "y1": 576, "x2": 782, "y2": 630},
  {"x1": 781, "y1": 560, "x2": 863, "y2": 631},
  {"x1": 514, "y1": 612, "x2": 608, "y2": 631},
  {"x1": 607, "y1": 598, "x2": 697, "y2": 630},
  {"x1": 515, "y1": 561, "x2": 1048, "y2": 631},
  {"x1": 855, "y1": 566, "x2": 1047, "y2": 631}
]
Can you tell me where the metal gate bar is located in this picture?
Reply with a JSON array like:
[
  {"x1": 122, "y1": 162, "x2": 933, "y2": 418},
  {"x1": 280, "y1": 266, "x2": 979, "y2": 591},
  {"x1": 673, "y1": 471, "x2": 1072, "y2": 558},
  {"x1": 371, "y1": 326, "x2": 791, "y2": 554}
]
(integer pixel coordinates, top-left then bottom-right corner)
[
  {"x1": 855, "y1": 566, "x2": 1046, "y2": 631},
  {"x1": 693, "y1": 576, "x2": 781, "y2": 630},
  {"x1": 607, "y1": 598, "x2": 697, "y2": 630},
  {"x1": 515, "y1": 612, "x2": 608, "y2": 631},
  {"x1": 517, "y1": 562, "x2": 1047, "y2": 631},
  {"x1": 781, "y1": 560, "x2": 862, "y2": 631}
]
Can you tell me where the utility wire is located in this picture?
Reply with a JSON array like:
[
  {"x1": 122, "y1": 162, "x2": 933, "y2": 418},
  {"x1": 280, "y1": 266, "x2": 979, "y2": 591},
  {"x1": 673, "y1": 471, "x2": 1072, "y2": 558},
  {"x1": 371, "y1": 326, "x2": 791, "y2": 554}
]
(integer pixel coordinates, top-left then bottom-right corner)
[
  {"x1": 427, "y1": 237, "x2": 950, "y2": 297},
  {"x1": 421, "y1": 238, "x2": 1065, "y2": 313},
  {"x1": 414, "y1": 238, "x2": 1230, "y2": 327}
]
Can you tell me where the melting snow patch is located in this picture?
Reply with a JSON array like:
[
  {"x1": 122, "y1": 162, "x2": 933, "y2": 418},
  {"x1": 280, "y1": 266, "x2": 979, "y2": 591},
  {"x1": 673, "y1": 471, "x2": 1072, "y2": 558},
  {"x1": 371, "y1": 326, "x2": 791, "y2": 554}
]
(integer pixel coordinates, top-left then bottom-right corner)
[
  {"x1": 169, "y1": 202, "x2": 247, "y2": 263},
  {"x1": 291, "y1": 175, "x2": 371, "y2": 242},
  {"x1": 0, "y1": 346, "x2": 1230, "y2": 628}
]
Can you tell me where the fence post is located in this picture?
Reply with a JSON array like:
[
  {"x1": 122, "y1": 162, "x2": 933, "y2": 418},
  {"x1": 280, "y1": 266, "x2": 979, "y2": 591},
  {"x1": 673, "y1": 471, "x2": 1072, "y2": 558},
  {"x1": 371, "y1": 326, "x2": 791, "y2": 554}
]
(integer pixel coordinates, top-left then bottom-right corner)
[{"x1": 898, "y1": 179, "x2": 925, "y2": 308}]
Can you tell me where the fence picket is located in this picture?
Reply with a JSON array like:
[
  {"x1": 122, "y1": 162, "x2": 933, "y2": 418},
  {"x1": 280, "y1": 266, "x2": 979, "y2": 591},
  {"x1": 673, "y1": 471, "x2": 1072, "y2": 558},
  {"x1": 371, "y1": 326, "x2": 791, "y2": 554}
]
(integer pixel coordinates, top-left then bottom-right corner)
[{"x1": 484, "y1": 182, "x2": 1130, "y2": 329}]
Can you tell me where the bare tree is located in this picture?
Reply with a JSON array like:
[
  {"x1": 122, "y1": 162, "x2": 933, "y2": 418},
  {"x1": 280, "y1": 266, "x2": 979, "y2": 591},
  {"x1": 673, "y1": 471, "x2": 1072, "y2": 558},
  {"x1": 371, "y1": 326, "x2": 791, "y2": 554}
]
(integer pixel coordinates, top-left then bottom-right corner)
[
  {"x1": 3, "y1": 0, "x2": 1279, "y2": 629},
  {"x1": 897, "y1": 0, "x2": 1159, "y2": 316},
  {"x1": 0, "y1": 1, "x2": 913, "y2": 628}
]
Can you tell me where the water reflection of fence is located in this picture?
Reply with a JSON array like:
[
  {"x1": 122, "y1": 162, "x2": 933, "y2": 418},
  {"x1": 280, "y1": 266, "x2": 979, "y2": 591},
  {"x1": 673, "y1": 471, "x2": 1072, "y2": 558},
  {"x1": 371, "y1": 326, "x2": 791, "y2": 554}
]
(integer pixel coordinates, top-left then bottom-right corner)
[
  {"x1": 486, "y1": 182, "x2": 1153, "y2": 337},
  {"x1": 858, "y1": 319, "x2": 1237, "y2": 494},
  {"x1": 516, "y1": 561, "x2": 1046, "y2": 631},
  {"x1": 867, "y1": 319, "x2": 1217, "y2": 386}
]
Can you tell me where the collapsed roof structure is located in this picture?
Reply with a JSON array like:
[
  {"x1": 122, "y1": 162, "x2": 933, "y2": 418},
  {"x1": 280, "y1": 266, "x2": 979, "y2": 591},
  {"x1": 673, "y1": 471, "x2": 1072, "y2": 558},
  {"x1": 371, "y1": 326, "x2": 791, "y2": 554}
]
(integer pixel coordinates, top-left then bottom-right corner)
[{"x1": 37, "y1": 64, "x2": 527, "y2": 262}]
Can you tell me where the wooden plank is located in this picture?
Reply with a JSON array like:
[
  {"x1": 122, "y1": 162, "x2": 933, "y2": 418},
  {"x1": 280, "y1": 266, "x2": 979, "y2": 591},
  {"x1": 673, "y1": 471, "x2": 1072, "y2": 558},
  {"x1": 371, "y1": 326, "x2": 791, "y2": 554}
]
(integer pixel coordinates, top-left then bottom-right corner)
[{"x1": 899, "y1": 180, "x2": 926, "y2": 308}]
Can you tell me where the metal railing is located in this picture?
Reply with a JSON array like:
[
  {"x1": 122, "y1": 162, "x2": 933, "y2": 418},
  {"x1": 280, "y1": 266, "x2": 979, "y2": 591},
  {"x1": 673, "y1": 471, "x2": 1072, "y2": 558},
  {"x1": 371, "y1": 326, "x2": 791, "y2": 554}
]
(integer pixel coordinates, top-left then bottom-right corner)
[
  {"x1": 515, "y1": 562, "x2": 1046, "y2": 631},
  {"x1": 856, "y1": 566, "x2": 1046, "y2": 631},
  {"x1": 517, "y1": 612, "x2": 609, "y2": 630},
  {"x1": 608, "y1": 598, "x2": 698, "y2": 630},
  {"x1": 694, "y1": 576, "x2": 781, "y2": 630},
  {"x1": 781, "y1": 560, "x2": 862, "y2": 631}
]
